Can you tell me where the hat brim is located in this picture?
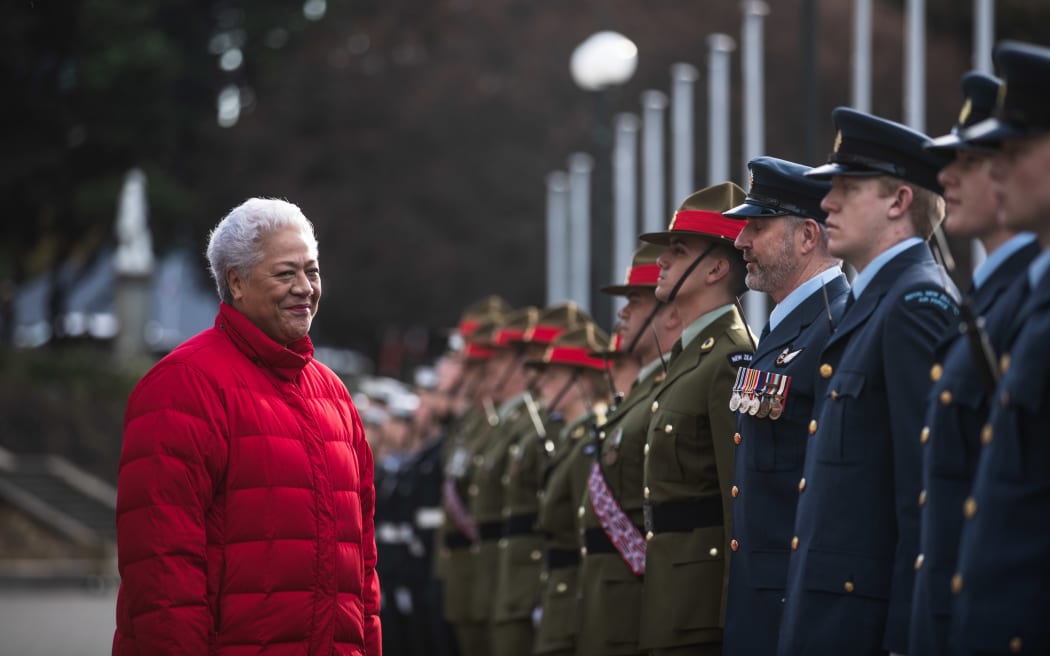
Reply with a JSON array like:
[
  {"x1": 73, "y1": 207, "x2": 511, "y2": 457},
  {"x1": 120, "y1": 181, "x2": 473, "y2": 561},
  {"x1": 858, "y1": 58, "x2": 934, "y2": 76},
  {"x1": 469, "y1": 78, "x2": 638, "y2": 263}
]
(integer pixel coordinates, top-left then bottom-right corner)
[
  {"x1": 722, "y1": 200, "x2": 790, "y2": 219},
  {"x1": 599, "y1": 283, "x2": 655, "y2": 295},
  {"x1": 638, "y1": 231, "x2": 733, "y2": 246},
  {"x1": 961, "y1": 116, "x2": 1036, "y2": 147},
  {"x1": 926, "y1": 131, "x2": 997, "y2": 155},
  {"x1": 805, "y1": 162, "x2": 881, "y2": 180}
]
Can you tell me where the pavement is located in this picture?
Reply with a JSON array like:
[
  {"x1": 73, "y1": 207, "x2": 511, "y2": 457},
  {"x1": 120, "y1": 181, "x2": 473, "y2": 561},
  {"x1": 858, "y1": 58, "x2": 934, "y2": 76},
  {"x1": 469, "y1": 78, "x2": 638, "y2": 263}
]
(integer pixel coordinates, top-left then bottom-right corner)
[{"x1": 0, "y1": 586, "x2": 116, "y2": 655}]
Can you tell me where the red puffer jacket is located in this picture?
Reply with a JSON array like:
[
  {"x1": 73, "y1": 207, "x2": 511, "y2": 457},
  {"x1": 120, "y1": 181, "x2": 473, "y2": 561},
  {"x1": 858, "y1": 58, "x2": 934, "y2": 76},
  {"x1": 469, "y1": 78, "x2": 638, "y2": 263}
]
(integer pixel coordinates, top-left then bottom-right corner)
[{"x1": 113, "y1": 303, "x2": 381, "y2": 656}]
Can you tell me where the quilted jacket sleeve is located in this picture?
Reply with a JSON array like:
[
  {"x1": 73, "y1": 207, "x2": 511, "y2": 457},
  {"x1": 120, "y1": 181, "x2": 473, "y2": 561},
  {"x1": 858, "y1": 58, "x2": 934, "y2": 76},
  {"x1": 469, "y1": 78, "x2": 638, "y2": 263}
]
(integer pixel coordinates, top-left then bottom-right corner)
[
  {"x1": 114, "y1": 362, "x2": 228, "y2": 656},
  {"x1": 352, "y1": 399, "x2": 383, "y2": 656}
]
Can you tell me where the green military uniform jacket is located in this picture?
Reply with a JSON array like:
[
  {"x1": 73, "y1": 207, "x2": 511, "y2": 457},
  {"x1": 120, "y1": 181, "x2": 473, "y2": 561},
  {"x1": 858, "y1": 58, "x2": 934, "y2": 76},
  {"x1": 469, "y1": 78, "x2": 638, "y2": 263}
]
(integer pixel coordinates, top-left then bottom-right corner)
[
  {"x1": 638, "y1": 305, "x2": 753, "y2": 650},
  {"x1": 576, "y1": 358, "x2": 667, "y2": 656},
  {"x1": 438, "y1": 404, "x2": 490, "y2": 624},
  {"x1": 466, "y1": 394, "x2": 533, "y2": 626},
  {"x1": 492, "y1": 397, "x2": 563, "y2": 629},
  {"x1": 534, "y1": 412, "x2": 597, "y2": 655}
]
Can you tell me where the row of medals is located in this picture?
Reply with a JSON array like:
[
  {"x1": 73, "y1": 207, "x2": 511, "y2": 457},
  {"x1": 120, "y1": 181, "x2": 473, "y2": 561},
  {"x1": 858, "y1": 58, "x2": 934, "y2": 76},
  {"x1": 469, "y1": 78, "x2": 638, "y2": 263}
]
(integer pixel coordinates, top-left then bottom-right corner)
[{"x1": 729, "y1": 367, "x2": 790, "y2": 420}]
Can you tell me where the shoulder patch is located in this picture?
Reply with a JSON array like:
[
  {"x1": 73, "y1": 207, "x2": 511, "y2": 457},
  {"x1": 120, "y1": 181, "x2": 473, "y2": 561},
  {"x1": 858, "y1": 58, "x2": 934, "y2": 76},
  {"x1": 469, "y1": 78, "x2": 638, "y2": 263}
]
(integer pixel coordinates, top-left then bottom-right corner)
[
  {"x1": 902, "y1": 288, "x2": 960, "y2": 315},
  {"x1": 727, "y1": 351, "x2": 753, "y2": 367}
]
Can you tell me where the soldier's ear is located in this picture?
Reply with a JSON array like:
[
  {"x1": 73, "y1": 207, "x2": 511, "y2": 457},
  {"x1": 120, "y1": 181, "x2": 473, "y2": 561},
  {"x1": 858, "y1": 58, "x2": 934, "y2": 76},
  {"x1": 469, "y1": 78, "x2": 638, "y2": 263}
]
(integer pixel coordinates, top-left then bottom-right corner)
[
  {"x1": 799, "y1": 219, "x2": 822, "y2": 254},
  {"x1": 887, "y1": 184, "x2": 914, "y2": 220}
]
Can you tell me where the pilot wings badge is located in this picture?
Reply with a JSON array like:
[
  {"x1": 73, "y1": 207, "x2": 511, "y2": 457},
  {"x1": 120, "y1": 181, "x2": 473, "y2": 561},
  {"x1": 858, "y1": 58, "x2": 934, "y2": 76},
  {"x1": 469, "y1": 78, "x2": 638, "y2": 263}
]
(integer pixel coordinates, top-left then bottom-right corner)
[{"x1": 775, "y1": 346, "x2": 804, "y2": 367}]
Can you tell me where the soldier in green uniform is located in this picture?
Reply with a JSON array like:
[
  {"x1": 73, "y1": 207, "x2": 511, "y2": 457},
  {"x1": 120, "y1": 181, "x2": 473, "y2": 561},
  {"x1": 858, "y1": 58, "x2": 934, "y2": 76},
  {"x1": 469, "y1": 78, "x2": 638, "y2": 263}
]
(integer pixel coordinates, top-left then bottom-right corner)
[
  {"x1": 490, "y1": 303, "x2": 591, "y2": 656},
  {"x1": 636, "y1": 182, "x2": 754, "y2": 656},
  {"x1": 532, "y1": 322, "x2": 612, "y2": 656},
  {"x1": 438, "y1": 297, "x2": 510, "y2": 656},
  {"x1": 575, "y1": 243, "x2": 682, "y2": 656}
]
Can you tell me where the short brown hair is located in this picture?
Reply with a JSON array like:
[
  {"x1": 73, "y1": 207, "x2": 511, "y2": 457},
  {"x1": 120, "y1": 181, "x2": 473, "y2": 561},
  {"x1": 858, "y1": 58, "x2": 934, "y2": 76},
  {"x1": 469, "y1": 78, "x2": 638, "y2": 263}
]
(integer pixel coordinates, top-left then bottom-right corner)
[{"x1": 876, "y1": 176, "x2": 946, "y2": 240}]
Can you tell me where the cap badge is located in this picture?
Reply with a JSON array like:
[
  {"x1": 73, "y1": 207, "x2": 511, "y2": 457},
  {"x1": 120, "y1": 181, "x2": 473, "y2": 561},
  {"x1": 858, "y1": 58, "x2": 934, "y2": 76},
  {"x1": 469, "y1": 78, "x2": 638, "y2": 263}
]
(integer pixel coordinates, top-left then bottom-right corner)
[
  {"x1": 833, "y1": 129, "x2": 843, "y2": 153},
  {"x1": 958, "y1": 97, "x2": 972, "y2": 125},
  {"x1": 748, "y1": 168, "x2": 755, "y2": 192}
]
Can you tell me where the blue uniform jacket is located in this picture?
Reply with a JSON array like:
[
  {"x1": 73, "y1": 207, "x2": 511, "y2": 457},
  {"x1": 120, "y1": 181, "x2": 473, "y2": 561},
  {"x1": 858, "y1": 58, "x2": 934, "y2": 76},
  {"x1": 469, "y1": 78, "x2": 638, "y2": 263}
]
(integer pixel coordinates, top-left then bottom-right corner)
[
  {"x1": 777, "y1": 243, "x2": 959, "y2": 656},
  {"x1": 724, "y1": 273, "x2": 849, "y2": 655},
  {"x1": 909, "y1": 241, "x2": 1038, "y2": 656},
  {"x1": 952, "y1": 256, "x2": 1050, "y2": 655}
]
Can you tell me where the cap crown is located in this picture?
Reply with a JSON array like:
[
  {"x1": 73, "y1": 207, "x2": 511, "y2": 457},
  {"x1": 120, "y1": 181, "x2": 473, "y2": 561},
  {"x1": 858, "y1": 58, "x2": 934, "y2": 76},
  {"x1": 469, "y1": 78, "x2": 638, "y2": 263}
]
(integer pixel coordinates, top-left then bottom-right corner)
[
  {"x1": 541, "y1": 322, "x2": 610, "y2": 371},
  {"x1": 810, "y1": 107, "x2": 949, "y2": 194},
  {"x1": 601, "y1": 243, "x2": 663, "y2": 295},
  {"x1": 725, "y1": 156, "x2": 830, "y2": 222},
  {"x1": 457, "y1": 295, "x2": 512, "y2": 338},
  {"x1": 492, "y1": 306, "x2": 540, "y2": 348},
  {"x1": 994, "y1": 40, "x2": 1050, "y2": 134},
  {"x1": 524, "y1": 301, "x2": 593, "y2": 345},
  {"x1": 640, "y1": 182, "x2": 747, "y2": 245}
]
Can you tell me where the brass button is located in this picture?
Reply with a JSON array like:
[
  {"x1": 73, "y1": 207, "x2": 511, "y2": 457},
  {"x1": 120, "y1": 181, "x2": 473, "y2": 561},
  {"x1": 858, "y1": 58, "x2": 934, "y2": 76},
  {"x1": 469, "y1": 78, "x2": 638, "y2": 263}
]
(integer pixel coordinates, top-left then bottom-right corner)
[
  {"x1": 820, "y1": 363, "x2": 833, "y2": 378},
  {"x1": 664, "y1": 424, "x2": 673, "y2": 434},
  {"x1": 646, "y1": 531, "x2": 654, "y2": 541},
  {"x1": 808, "y1": 420, "x2": 818, "y2": 435},
  {"x1": 530, "y1": 550, "x2": 542, "y2": 561},
  {"x1": 1010, "y1": 636, "x2": 1023, "y2": 653},
  {"x1": 791, "y1": 536, "x2": 799, "y2": 550},
  {"x1": 730, "y1": 539, "x2": 739, "y2": 552},
  {"x1": 709, "y1": 547, "x2": 719, "y2": 557},
  {"x1": 940, "y1": 389, "x2": 953, "y2": 405},
  {"x1": 920, "y1": 426, "x2": 930, "y2": 445},
  {"x1": 556, "y1": 582, "x2": 568, "y2": 593},
  {"x1": 731, "y1": 485, "x2": 739, "y2": 498},
  {"x1": 651, "y1": 401, "x2": 660, "y2": 413},
  {"x1": 644, "y1": 443, "x2": 651, "y2": 456},
  {"x1": 951, "y1": 573, "x2": 964, "y2": 594},
  {"x1": 598, "y1": 431, "x2": 606, "y2": 440},
  {"x1": 963, "y1": 496, "x2": 977, "y2": 519},
  {"x1": 468, "y1": 484, "x2": 479, "y2": 496},
  {"x1": 843, "y1": 581, "x2": 855, "y2": 593},
  {"x1": 733, "y1": 432, "x2": 742, "y2": 445},
  {"x1": 798, "y1": 478, "x2": 806, "y2": 493},
  {"x1": 643, "y1": 486, "x2": 651, "y2": 500},
  {"x1": 930, "y1": 363, "x2": 943, "y2": 382},
  {"x1": 919, "y1": 489, "x2": 927, "y2": 508},
  {"x1": 981, "y1": 423, "x2": 993, "y2": 446},
  {"x1": 499, "y1": 538, "x2": 508, "y2": 549},
  {"x1": 915, "y1": 553, "x2": 924, "y2": 571},
  {"x1": 580, "y1": 546, "x2": 587, "y2": 557},
  {"x1": 1000, "y1": 353, "x2": 1011, "y2": 376},
  {"x1": 577, "y1": 506, "x2": 585, "y2": 518}
]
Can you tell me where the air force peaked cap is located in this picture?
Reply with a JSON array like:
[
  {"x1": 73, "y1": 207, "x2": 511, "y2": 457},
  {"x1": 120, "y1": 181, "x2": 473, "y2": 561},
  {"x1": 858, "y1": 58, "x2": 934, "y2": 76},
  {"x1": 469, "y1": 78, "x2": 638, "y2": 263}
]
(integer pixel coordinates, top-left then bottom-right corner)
[
  {"x1": 806, "y1": 107, "x2": 949, "y2": 194},
  {"x1": 723, "y1": 156, "x2": 831, "y2": 223},
  {"x1": 964, "y1": 40, "x2": 1050, "y2": 145},
  {"x1": 927, "y1": 71, "x2": 1002, "y2": 153}
]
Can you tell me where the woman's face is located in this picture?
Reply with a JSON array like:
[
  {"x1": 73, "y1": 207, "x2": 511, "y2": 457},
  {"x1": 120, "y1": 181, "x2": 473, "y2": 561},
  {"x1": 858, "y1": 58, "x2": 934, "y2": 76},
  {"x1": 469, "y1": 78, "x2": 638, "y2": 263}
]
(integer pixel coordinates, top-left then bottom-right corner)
[{"x1": 228, "y1": 226, "x2": 321, "y2": 345}]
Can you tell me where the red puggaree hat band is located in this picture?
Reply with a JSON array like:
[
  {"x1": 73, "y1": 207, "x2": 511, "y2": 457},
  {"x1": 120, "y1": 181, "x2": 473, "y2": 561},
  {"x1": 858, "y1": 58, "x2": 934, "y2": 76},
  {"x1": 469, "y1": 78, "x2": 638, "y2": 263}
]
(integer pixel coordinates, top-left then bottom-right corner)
[
  {"x1": 626, "y1": 263, "x2": 660, "y2": 286},
  {"x1": 543, "y1": 344, "x2": 607, "y2": 371},
  {"x1": 463, "y1": 342, "x2": 495, "y2": 360},
  {"x1": 525, "y1": 324, "x2": 568, "y2": 346},
  {"x1": 668, "y1": 209, "x2": 745, "y2": 242}
]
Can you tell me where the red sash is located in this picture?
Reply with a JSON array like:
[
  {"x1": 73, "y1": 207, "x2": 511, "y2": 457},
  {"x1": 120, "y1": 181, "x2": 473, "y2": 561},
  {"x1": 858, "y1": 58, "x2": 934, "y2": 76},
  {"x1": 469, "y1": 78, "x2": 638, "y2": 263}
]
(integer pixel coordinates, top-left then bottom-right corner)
[
  {"x1": 442, "y1": 479, "x2": 478, "y2": 543},
  {"x1": 586, "y1": 461, "x2": 646, "y2": 575}
]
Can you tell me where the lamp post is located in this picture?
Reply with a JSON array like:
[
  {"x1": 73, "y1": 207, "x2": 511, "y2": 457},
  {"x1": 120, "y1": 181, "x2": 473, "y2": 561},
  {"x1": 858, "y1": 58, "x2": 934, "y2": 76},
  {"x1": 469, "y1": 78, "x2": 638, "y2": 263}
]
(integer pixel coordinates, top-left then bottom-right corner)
[{"x1": 570, "y1": 31, "x2": 638, "y2": 329}]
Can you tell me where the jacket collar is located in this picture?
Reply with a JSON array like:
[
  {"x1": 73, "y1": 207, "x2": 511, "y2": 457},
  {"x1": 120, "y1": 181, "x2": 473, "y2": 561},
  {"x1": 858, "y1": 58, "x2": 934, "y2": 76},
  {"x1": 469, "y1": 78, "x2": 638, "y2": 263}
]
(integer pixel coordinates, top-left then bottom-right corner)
[
  {"x1": 826, "y1": 242, "x2": 935, "y2": 351},
  {"x1": 217, "y1": 302, "x2": 314, "y2": 381},
  {"x1": 756, "y1": 274, "x2": 849, "y2": 362}
]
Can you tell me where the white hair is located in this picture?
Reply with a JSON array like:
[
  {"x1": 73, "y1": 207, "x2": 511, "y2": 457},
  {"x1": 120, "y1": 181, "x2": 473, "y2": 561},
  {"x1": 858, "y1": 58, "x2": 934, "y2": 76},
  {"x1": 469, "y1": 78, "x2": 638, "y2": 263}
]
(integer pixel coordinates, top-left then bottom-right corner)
[{"x1": 206, "y1": 198, "x2": 318, "y2": 303}]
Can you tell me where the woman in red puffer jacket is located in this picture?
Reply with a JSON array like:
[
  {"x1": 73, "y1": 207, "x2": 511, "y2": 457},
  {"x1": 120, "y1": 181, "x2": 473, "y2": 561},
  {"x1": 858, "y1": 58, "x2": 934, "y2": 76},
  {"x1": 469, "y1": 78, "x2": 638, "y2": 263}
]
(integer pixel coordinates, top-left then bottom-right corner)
[{"x1": 113, "y1": 198, "x2": 381, "y2": 656}]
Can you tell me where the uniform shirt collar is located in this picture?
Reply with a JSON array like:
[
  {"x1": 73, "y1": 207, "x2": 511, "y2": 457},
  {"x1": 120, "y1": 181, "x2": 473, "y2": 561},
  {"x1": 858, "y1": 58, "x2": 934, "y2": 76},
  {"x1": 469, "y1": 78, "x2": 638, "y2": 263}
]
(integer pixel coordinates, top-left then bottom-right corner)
[
  {"x1": 973, "y1": 232, "x2": 1037, "y2": 290},
  {"x1": 681, "y1": 304, "x2": 734, "y2": 349},
  {"x1": 768, "y1": 266, "x2": 846, "y2": 333},
  {"x1": 851, "y1": 236, "x2": 924, "y2": 301},
  {"x1": 1027, "y1": 245, "x2": 1050, "y2": 289},
  {"x1": 636, "y1": 353, "x2": 672, "y2": 383}
]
